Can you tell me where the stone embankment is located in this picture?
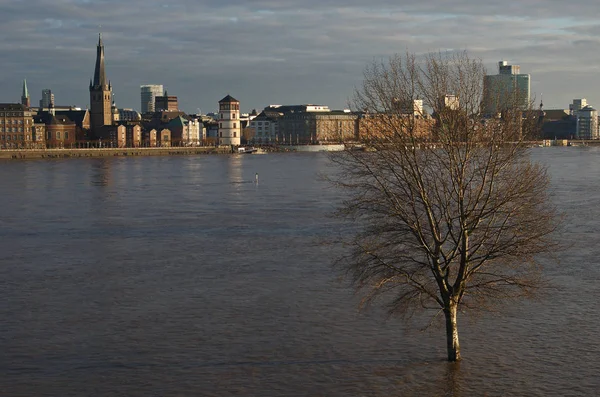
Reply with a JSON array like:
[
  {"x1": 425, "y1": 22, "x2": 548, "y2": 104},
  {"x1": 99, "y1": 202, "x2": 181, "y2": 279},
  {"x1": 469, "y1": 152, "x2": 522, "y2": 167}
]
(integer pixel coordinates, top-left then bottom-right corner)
[{"x1": 0, "y1": 147, "x2": 232, "y2": 160}]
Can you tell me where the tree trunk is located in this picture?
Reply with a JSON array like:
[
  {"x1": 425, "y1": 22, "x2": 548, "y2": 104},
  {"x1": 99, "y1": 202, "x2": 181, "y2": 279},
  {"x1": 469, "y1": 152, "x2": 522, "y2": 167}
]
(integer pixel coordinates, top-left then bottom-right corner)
[{"x1": 444, "y1": 304, "x2": 461, "y2": 361}]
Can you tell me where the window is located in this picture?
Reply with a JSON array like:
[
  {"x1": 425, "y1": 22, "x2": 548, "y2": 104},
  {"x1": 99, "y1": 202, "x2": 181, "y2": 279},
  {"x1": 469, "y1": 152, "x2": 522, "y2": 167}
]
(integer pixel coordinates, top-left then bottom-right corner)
[
  {"x1": 219, "y1": 123, "x2": 222, "y2": 128},
  {"x1": 234, "y1": 132, "x2": 237, "y2": 138},
  {"x1": 233, "y1": 123, "x2": 236, "y2": 128},
  {"x1": 65, "y1": 132, "x2": 69, "y2": 140},
  {"x1": 6, "y1": 135, "x2": 10, "y2": 140},
  {"x1": 56, "y1": 132, "x2": 61, "y2": 140}
]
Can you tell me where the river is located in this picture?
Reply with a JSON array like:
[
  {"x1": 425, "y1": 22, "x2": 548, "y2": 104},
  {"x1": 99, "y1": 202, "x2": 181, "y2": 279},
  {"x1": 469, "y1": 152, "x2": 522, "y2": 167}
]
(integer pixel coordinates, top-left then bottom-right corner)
[{"x1": 1, "y1": 148, "x2": 599, "y2": 396}]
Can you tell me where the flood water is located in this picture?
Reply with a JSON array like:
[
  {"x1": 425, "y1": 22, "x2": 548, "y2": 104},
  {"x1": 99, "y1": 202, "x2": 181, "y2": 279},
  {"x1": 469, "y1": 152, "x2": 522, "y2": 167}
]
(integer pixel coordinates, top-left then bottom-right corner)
[{"x1": 1, "y1": 149, "x2": 599, "y2": 396}]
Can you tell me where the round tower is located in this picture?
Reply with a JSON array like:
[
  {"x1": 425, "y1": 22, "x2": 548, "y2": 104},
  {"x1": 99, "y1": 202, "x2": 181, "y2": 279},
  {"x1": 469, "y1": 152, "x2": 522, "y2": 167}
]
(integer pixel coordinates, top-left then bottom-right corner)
[{"x1": 218, "y1": 95, "x2": 241, "y2": 146}]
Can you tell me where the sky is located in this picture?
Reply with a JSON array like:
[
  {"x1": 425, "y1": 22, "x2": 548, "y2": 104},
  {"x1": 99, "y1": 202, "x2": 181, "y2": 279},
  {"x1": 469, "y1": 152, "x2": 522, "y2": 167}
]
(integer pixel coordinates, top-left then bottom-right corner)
[{"x1": 2, "y1": 0, "x2": 600, "y2": 114}]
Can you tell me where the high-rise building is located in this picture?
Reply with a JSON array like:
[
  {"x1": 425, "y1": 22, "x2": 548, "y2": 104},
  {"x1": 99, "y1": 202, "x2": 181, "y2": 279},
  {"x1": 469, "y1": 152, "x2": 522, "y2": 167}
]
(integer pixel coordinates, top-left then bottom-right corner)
[
  {"x1": 218, "y1": 95, "x2": 241, "y2": 146},
  {"x1": 155, "y1": 92, "x2": 178, "y2": 111},
  {"x1": 89, "y1": 33, "x2": 112, "y2": 134},
  {"x1": 39, "y1": 89, "x2": 54, "y2": 108},
  {"x1": 140, "y1": 85, "x2": 164, "y2": 113},
  {"x1": 21, "y1": 80, "x2": 30, "y2": 107},
  {"x1": 483, "y1": 61, "x2": 530, "y2": 115},
  {"x1": 570, "y1": 99, "x2": 587, "y2": 115},
  {"x1": 576, "y1": 105, "x2": 598, "y2": 140}
]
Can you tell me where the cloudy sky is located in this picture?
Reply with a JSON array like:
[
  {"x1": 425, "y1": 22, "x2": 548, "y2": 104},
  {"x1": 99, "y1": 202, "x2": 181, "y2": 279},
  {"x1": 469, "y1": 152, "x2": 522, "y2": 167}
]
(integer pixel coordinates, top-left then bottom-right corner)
[{"x1": 1, "y1": 0, "x2": 599, "y2": 114}]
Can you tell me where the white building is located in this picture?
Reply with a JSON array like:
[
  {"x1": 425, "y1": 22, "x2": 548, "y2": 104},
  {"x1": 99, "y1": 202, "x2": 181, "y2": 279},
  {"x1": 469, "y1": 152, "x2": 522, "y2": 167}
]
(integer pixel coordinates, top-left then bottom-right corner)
[
  {"x1": 218, "y1": 95, "x2": 241, "y2": 146},
  {"x1": 140, "y1": 85, "x2": 164, "y2": 114},
  {"x1": 249, "y1": 110, "x2": 282, "y2": 144}
]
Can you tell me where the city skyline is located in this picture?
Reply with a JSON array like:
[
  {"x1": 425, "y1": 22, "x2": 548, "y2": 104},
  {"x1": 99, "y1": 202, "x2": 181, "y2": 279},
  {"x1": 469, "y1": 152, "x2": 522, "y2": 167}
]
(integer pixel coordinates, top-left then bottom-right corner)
[{"x1": 2, "y1": 1, "x2": 600, "y2": 113}]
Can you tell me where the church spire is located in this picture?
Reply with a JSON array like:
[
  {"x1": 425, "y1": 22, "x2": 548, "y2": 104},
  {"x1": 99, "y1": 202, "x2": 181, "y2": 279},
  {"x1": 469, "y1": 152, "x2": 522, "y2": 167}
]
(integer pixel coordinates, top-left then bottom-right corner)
[
  {"x1": 92, "y1": 32, "x2": 107, "y2": 89},
  {"x1": 21, "y1": 79, "x2": 30, "y2": 107}
]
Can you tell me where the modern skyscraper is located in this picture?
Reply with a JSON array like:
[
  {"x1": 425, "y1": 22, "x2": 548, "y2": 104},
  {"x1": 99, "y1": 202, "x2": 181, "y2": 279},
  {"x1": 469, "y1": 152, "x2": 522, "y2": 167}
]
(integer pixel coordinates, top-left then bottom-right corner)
[
  {"x1": 140, "y1": 85, "x2": 164, "y2": 113},
  {"x1": 483, "y1": 61, "x2": 530, "y2": 115},
  {"x1": 21, "y1": 79, "x2": 30, "y2": 107},
  {"x1": 89, "y1": 33, "x2": 112, "y2": 134},
  {"x1": 575, "y1": 104, "x2": 598, "y2": 140},
  {"x1": 39, "y1": 89, "x2": 54, "y2": 108}
]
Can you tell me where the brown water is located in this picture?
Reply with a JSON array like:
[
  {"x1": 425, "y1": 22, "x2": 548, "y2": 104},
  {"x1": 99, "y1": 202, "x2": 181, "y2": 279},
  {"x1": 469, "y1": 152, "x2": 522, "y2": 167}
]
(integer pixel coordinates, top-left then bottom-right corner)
[{"x1": 1, "y1": 149, "x2": 599, "y2": 396}]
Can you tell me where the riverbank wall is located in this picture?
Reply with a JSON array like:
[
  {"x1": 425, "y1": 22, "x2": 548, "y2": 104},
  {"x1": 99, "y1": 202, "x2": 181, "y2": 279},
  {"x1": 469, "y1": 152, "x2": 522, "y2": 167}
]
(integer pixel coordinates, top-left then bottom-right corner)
[{"x1": 0, "y1": 147, "x2": 232, "y2": 160}]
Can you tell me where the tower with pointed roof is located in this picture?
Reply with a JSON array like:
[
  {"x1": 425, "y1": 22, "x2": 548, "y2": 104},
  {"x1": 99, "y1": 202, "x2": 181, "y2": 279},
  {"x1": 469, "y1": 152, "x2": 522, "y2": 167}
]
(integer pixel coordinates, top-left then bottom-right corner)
[
  {"x1": 21, "y1": 79, "x2": 31, "y2": 107},
  {"x1": 218, "y1": 95, "x2": 241, "y2": 145},
  {"x1": 89, "y1": 33, "x2": 113, "y2": 135}
]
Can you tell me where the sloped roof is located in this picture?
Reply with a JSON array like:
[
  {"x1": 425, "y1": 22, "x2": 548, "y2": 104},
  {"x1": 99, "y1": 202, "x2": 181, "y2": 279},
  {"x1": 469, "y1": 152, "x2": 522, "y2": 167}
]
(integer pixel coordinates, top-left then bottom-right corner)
[
  {"x1": 219, "y1": 94, "x2": 239, "y2": 103},
  {"x1": 166, "y1": 115, "x2": 188, "y2": 127},
  {"x1": 34, "y1": 112, "x2": 75, "y2": 125},
  {"x1": 55, "y1": 110, "x2": 88, "y2": 126}
]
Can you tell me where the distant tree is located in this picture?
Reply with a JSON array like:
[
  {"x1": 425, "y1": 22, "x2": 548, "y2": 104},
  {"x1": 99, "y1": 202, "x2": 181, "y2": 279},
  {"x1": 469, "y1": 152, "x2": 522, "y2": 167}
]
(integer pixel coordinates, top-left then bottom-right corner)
[
  {"x1": 242, "y1": 127, "x2": 255, "y2": 145},
  {"x1": 330, "y1": 52, "x2": 559, "y2": 361}
]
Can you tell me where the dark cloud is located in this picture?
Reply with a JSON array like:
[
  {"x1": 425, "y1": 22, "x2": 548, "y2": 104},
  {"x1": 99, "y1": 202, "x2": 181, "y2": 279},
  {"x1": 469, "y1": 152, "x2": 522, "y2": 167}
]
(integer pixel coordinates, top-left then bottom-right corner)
[{"x1": 1, "y1": 0, "x2": 600, "y2": 112}]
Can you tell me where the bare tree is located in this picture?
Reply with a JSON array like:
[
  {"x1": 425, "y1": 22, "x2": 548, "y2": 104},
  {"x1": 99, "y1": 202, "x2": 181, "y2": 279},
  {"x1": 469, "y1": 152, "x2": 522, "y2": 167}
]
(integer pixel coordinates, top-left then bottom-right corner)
[{"x1": 330, "y1": 52, "x2": 558, "y2": 361}]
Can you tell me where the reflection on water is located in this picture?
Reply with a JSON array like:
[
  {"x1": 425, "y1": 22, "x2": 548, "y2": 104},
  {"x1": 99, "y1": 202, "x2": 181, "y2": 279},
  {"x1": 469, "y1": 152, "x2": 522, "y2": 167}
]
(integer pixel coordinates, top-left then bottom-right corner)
[{"x1": 1, "y1": 149, "x2": 600, "y2": 396}]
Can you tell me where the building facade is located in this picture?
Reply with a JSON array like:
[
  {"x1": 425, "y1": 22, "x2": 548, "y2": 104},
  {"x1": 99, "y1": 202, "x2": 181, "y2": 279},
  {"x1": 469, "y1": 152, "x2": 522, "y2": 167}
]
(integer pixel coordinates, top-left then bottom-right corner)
[
  {"x1": 140, "y1": 85, "x2": 164, "y2": 114},
  {"x1": 218, "y1": 95, "x2": 241, "y2": 146},
  {"x1": 0, "y1": 104, "x2": 36, "y2": 148},
  {"x1": 89, "y1": 34, "x2": 113, "y2": 136},
  {"x1": 155, "y1": 95, "x2": 178, "y2": 112},
  {"x1": 483, "y1": 61, "x2": 530, "y2": 115}
]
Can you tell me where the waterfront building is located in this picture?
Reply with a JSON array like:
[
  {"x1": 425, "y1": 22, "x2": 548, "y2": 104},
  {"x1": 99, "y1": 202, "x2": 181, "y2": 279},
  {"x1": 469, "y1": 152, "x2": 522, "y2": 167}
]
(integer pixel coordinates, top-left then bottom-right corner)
[
  {"x1": 39, "y1": 89, "x2": 54, "y2": 109},
  {"x1": 218, "y1": 95, "x2": 241, "y2": 146},
  {"x1": 249, "y1": 109, "x2": 282, "y2": 144},
  {"x1": 166, "y1": 116, "x2": 203, "y2": 146},
  {"x1": 34, "y1": 111, "x2": 77, "y2": 148},
  {"x1": 21, "y1": 80, "x2": 30, "y2": 107},
  {"x1": 483, "y1": 61, "x2": 530, "y2": 115},
  {"x1": 53, "y1": 109, "x2": 91, "y2": 143},
  {"x1": 259, "y1": 104, "x2": 358, "y2": 144},
  {"x1": 575, "y1": 105, "x2": 598, "y2": 140},
  {"x1": 0, "y1": 103, "x2": 36, "y2": 148},
  {"x1": 140, "y1": 85, "x2": 164, "y2": 114},
  {"x1": 89, "y1": 33, "x2": 113, "y2": 136}
]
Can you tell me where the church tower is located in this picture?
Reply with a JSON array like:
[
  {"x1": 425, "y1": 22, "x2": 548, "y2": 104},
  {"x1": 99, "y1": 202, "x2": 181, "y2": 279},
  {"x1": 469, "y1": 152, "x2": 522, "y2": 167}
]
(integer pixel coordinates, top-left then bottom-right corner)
[
  {"x1": 21, "y1": 79, "x2": 30, "y2": 107},
  {"x1": 89, "y1": 33, "x2": 112, "y2": 135}
]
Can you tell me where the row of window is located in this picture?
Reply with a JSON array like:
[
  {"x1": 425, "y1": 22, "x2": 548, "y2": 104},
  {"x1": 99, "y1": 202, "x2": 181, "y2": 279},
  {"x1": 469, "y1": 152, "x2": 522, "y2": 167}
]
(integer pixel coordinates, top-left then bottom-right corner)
[
  {"x1": 219, "y1": 113, "x2": 238, "y2": 119},
  {"x1": 0, "y1": 135, "x2": 28, "y2": 141},
  {"x1": 218, "y1": 123, "x2": 238, "y2": 128},
  {"x1": 46, "y1": 131, "x2": 69, "y2": 140},
  {"x1": 0, "y1": 119, "x2": 26, "y2": 124},
  {"x1": 0, "y1": 127, "x2": 26, "y2": 133},
  {"x1": 218, "y1": 132, "x2": 238, "y2": 138},
  {"x1": 0, "y1": 112, "x2": 24, "y2": 117}
]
